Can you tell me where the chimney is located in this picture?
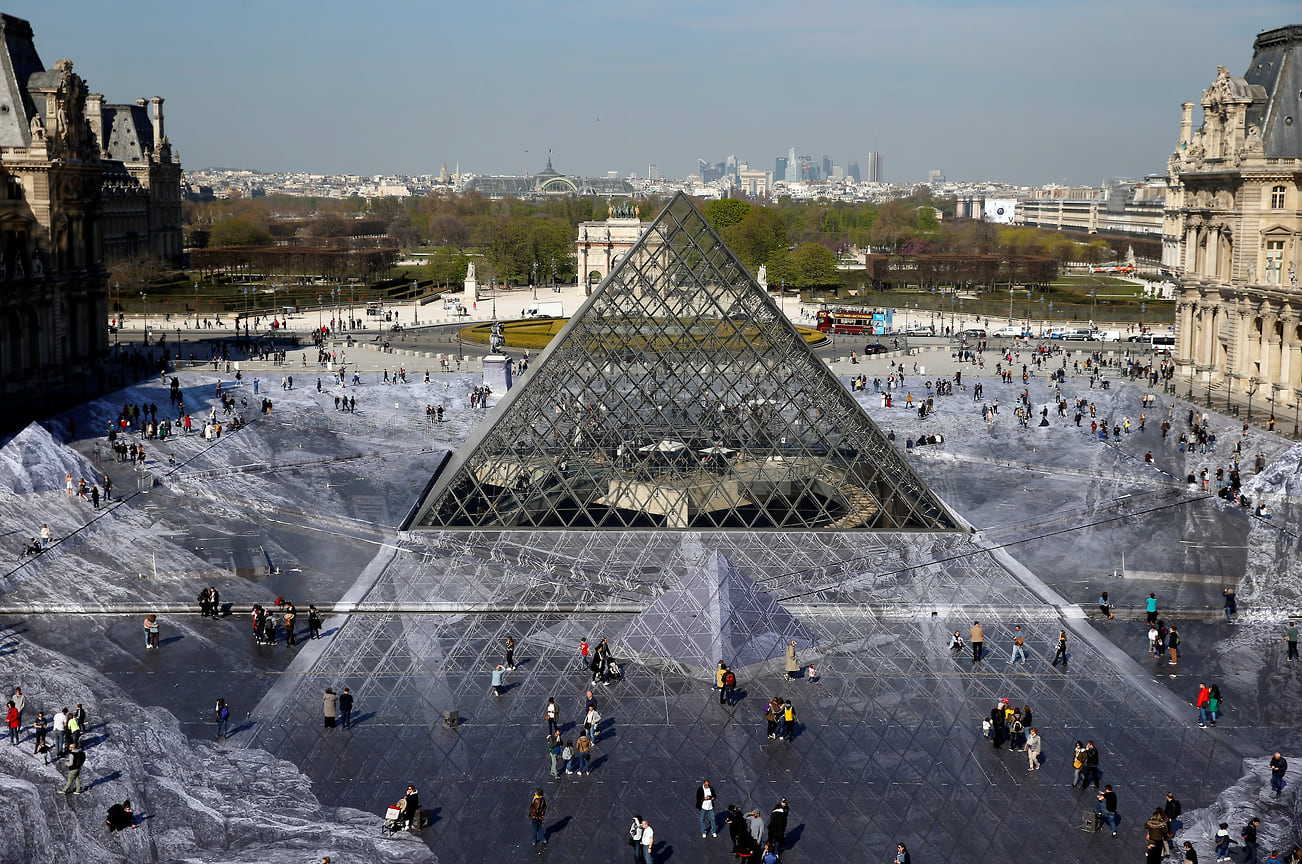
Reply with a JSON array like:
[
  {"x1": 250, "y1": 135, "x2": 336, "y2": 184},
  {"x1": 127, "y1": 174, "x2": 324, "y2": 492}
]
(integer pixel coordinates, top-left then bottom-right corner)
[
  {"x1": 1180, "y1": 102, "x2": 1194, "y2": 147},
  {"x1": 150, "y1": 96, "x2": 164, "y2": 152},
  {"x1": 86, "y1": 93, "x2": 104, "y2": 154}
]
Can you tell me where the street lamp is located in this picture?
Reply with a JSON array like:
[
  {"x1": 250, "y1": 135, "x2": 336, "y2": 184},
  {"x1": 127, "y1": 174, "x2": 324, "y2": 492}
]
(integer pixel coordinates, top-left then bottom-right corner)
[
  {"x1": 1007, "y1": 285, "x2": 1014, "y2": 324},
  {"x1": 1047, "y1": 300, "x2": 1054, "y2": 337},
  {"x1": 491, "y1": 276, "x2": 497, "y2": 320},
  {"x1": 551, "y1": 257, "x2": 556, "y2": 294},
  {"x1": 532, "y1": 261, "x2": 538, "y2": 300},
  {"x1": 1293, "y1": 389, "x2": 1301, "y2": 437},
  {"x1": 1226, "y1": 375, "x2": 1233, "y2": 415},
  {"x1": 1140, "y1": 302, "x2": 1146, "y2": 334},
  {"x1": 194, "y1": 281, "x2": 199, "y2": 326},
  {"x1": 140, "y1": 291, "x2": 147, "y2": 336},
  {"x1": 1271, "y1": 383, "x2": 1281, "y2": 425},
  {"x1": 1246, "y1": 377, "x2": 1259, "y2": 421},
  {"x1": 1090, "y1": 288, "x2": 1097, "y2": 326},
  {"x1": 412, "y1": 280, "x2": 419, "y2": 324},
  {"x1": 317, "y1": 295, "x2": 323, "y2": 331}
]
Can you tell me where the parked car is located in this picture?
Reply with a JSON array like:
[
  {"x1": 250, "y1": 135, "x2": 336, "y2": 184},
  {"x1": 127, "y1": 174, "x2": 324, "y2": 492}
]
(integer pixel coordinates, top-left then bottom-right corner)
[
  {"x1": 863, "y1": 343, "x2": 889, "y2": 355},
  {"x1": 958, "y1": 328, "x2": 987, "y2": 339}
]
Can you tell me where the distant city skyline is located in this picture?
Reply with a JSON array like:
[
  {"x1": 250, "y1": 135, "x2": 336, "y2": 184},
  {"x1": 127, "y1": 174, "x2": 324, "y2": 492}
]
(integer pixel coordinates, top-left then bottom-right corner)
[{"x1": 9, "y1": 1, "x2": 1297, "y2": 184}]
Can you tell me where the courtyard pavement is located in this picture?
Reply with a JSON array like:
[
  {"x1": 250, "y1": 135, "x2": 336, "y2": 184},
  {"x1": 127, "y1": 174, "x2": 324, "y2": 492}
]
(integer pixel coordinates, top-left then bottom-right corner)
[{"x1": 1, "y1": 343, "x2": 1300, "y2": 862}]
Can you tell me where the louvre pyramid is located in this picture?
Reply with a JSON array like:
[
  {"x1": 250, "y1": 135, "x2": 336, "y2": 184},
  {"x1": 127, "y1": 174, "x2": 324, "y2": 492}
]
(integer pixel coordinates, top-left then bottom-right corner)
[
  {"x1": 411, "y1": 192, "x2": 956, "y2": 531},
  {"x1": 615, "y1": 550, "x2": 817, "y2": 676}
]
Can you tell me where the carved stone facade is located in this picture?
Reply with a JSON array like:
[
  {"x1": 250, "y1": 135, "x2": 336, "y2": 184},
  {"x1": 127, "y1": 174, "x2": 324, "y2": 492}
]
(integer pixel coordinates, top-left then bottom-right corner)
[
  {"x1": 93, "y1": 95, "x2": 183, "y2": 264},
  {"x1": 1166, "y1": 25, "x2": 1302, "y2": 407},
  {"x1": 575, "y1": 210, "x2": 651, "y2": 295},
  {"x1": 0, "y1": 15, "x2": 109, "y2": 419}
]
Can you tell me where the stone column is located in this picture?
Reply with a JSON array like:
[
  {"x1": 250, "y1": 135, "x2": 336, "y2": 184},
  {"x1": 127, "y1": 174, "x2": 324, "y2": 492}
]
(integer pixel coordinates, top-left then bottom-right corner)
[
  {"x1": 1184, "y1": 224, "x2": 1199, "y2": 273},
  {"x1": 1205, "y1": 227, "x2": 1220, "y2": 281},
  {"x1": 1279, "y1": 314, "x2": 1297, "y2": 389}
]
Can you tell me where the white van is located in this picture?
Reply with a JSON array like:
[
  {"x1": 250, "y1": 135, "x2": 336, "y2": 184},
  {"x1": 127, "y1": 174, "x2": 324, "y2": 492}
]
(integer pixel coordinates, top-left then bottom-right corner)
[
  {"x1": 1096, "y1": 330, "x2": 1121, "y2": 342},
  {"x1": 523, "y1": 300, "x2": 564, "y2": 318},
  {"x1": 993, "y1": 325, "x2": 1030, "y2": 338}
]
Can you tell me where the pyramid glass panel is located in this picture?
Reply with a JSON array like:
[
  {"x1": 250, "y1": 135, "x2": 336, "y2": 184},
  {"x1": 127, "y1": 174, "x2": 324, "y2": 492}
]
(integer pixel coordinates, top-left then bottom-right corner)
[{"x1": 411, "y1": 193, "x2": 957, "y2": 531}]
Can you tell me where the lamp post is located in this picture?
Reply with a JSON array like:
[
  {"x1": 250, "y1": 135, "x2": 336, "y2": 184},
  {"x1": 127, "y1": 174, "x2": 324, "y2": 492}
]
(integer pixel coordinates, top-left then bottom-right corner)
[
  {"x1": 1226, "y1": 375, "x2": 1233, "y2": 415},
  {"x1": 140, "y1": 291, "x2": 147, "y2": 336},
  {"x1": 1140, "y1": 302, "x2": 1146, "y2": 334},
  {"x1": 1090, "y1": 288, "x2": 1097, "y2": 326},
  {"x1": 113, "y1": 281, "x2": 120, "y2": 336},
  {"x1": 1206, "y1": 371, "x2": 1214, "y2": 408},
  {"x1": 1246, "y1": 377, "x2": 1259, "y2": 421},
  {"x1": 550, "y1": 257, "x2": 556, "y2": 294},
  {"x1": 1007, "y1": 285, "x2": 1014, "y2": 324},
  {"x1": 412, "y1": 280, "x2": 419, "y2": 324},
  {"x1": 532, "y1": 262, "x2": 538, "y2": 300},
  {"x1": 1271, "y1": 383, "x2": 1281, "y2": 424},
  {"x1": 194, "y1": 281, "x2": 199, "y2": 327},
  {"x1": 491, "y1": 276, "x2": 497, "y2": 320},
  {"x1": 1188, "y1": 366, "x2": 1196, "y2": 401},
  {"x1": 1047, "y1": 300, "x2": 1054, "y2": 338},
  {"x1": 317, "y1": 295, "x2": 323, "y2": 331},
  {"x1": 1293, "y1": 389, "x2": 1301, "y2": 437}
]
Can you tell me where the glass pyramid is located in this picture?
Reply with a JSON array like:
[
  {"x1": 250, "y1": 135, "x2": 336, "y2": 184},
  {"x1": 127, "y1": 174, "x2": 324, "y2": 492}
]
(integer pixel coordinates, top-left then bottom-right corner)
[{"x1": 411, "y1": 193, "x2": 957, "y2": 531}]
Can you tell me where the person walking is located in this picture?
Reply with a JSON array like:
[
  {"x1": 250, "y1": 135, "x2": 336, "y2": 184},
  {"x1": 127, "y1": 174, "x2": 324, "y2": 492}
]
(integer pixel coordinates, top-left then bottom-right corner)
[
  {"x1": 1271, "y1": 752, "x2": 1288, "y2": 798},
  {"x1": 214, "y1": 698, "x2": 230, "y2": 740},
  {"x1": 1224, "y1": 588, "x2": 1237, "y2": 623},
  {"x1": 60, "y1": 741, "x2": 85, "y2": 794},
  {"x1": 31, "y1": 711, "x2": 48, "y2": 762},
  {"x1": 1242, "y1": 817, "x2": 1260, "y2": 863},
  {"x1": 492, "y1": 665, "x2": 505, "y2": 697},
  {"x1": 575, "y1": 730, "x2": 592, "y2": 775},
  {"x1": 785, "y1": 640, "x2": 799, "y2": 680},
  {"x1": 528, "y1": 788, "x2": 548, "y2": 847},
  {"x1": 505, "y1": 635, "x2": 517, "y2": 671},
  {"x1": 545, "y1": 697, "x2": 559, "y2": 735},
  {"x1": 1026, "y1": 727, "x2": 1042, "y2": 770},
  {"x1": 722, "y1": 665, "x2": 737, "y2": 706},
  {"x1": 1287, "y1": 622, "x2": 1299, "y2": 661},
  {"x1": 696, "y1": 779, "x2": 718, "y2": 838},
  {"x1": 1197, "y1": 682, "x2": 1212, "y2": 727},
  {"x1": 1097, "y1": 784, "x2": 1119, "y2": 836},
  {"x1": 323, "y1": 687, "x2": 338, "y2": 728},
  {"x1": 307, "y1": 605, "x2": 323, "y2": 639},
  {"x1": 780, "y1": 699, "x2": 796, "y2": 742},
  {"x1": 1009, "y1": 625, "x2": 1027, "y2": 665},
  {"x1": 970, "y1": 620, "x2": 984, "y2": 663},
  {"x1": 768, "y1": 798, "x2": 789, "y2": 853},
  {"x1": 284, "y1": 605, "x2": 298, "y2": 647},
  {"x1": 715, "y1": 661, "x2": 727, "y2": 705},
  {"x1": 1146, "y1": 593, "x2": 1159, "y2": 624},
  {"x1": 1052, "y1": 630, "x2": 1068, "y2": 667},
  {"x1": 339, "y1": 688, "x2": 353, "y2": 728},
  {"x1": 583, "y1": 703, "x2": 601, "y2": 742}
]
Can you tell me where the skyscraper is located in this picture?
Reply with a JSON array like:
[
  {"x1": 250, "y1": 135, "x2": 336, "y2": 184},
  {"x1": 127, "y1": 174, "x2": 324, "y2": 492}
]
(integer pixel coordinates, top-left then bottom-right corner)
[
  {"x1": 868, "y1": 151, "x2": 883, "y2": 183},
  {"x1": 786, "y1": 147, "x2": 799, "y2": 183},
  {"x1": 847, "y1": 161, "x2": 861, "y2": 182},
  {"x1": 775, "y1": 156, "x2": 787, "y2": 181}
]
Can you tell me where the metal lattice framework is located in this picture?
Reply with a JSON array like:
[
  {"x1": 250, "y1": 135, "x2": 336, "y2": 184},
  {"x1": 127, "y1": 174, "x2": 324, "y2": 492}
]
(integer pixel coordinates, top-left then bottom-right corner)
[{"x1": 412, "y1": 193, "x2": 957, "y2": 531}]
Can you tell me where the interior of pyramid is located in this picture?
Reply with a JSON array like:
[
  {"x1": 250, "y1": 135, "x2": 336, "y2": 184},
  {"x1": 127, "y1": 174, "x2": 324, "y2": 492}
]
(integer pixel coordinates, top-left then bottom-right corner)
[{"x1": 413, "y1": 193, "x2": 958, "y2": 531}]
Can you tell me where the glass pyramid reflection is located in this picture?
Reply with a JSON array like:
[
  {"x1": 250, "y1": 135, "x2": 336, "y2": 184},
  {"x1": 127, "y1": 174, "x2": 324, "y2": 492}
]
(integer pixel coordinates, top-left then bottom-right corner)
[{"x1": 411, "y1": 193, "x2": 957, "y2": 531}]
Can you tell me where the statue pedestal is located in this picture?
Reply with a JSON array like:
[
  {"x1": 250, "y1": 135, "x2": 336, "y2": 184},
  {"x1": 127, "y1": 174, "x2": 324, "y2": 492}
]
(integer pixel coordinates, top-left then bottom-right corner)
[{"x1": 483, "y1": 354, "x2": 513, "y2": 401}]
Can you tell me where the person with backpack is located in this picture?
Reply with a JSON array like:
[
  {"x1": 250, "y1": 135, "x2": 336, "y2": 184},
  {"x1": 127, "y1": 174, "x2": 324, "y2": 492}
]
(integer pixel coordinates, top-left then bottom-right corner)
[
  {"x1": 779, "y1": 700, "x2": 796, "y2": 742},
  {"x1": 764, "y1": 698, "x2": 779, "y2": 739},
  {"x1": 722, "y1": 666, "x2": 737, "y2": 707},
  {"x1": 715, "y1": 662, "x2": 727, "y2": 705},
  {"x1": 575, "y1": 731, "x2": 592, "y2": 775},
  {"x1": 528, "y1": 789, "x2": 548, "y2": 847},
  {"x1": 561, "y1": 740, "x2": 575, "y2": 775},
  {"x1": 214, "y1": 698, "x2": 230, "y2": 740},
  {"x1": 1242, "y1": 818, "x2": 1260, "y2": 863}
]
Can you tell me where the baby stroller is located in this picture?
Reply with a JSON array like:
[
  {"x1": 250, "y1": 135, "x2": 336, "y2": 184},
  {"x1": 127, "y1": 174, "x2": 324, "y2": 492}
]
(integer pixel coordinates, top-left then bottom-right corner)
[{"x1": 382, "y1": 802, "x2": 427, "y2": 834}]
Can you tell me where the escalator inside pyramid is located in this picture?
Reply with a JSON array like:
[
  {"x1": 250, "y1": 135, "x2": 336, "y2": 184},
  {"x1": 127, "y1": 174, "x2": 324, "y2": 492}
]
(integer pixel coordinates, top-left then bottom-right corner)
[{"x1": 413, "y1": 194, "x2": 956, "y2": 531}]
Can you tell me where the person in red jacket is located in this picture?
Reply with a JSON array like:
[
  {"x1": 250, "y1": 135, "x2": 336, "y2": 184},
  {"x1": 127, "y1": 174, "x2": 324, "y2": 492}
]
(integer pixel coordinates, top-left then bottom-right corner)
[
  {"x1": 6, "y1": 700, "x2": 18, "y2": 745},
  {"x1": 1196, "y1": 682, "x2": 1211, "y2": 727}
]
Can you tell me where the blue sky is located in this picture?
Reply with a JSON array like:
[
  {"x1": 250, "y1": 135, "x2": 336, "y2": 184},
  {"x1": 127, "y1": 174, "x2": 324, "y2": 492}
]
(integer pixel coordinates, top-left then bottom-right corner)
[{"x1": 10, "y1": 1, "x2": 1297, "y2": 184}]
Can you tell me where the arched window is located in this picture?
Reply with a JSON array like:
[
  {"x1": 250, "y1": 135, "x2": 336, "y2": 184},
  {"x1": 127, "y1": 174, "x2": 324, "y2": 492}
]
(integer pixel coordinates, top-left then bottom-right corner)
[{"x1": 1271, "y1": 186, "x2": 1286, "y2": 209}]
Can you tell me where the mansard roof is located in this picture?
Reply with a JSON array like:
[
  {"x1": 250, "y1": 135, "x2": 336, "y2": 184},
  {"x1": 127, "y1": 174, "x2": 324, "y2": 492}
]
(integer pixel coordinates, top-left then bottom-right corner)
[{"x1": 1244, "y1": 24, "x2": 1302, "y2": 159}]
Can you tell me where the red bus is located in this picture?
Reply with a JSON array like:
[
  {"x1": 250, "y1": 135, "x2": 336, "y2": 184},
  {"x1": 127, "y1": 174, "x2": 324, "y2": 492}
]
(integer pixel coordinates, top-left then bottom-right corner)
[{"x1": 816, "y1": 309, "x2": 889, "y2": 335}]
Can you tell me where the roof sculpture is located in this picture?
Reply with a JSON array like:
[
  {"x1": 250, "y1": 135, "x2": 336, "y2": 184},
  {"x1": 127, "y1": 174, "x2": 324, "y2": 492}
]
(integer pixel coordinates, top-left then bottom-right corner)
[{"x1": 411, "y1": 192, "x2": 956, "y2": 531}]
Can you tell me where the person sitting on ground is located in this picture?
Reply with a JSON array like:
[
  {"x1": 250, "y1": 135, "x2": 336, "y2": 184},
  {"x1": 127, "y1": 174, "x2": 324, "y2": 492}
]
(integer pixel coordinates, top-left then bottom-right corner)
[{"x1": 106, "y1": 799, "x2": 135, "y2": 832}]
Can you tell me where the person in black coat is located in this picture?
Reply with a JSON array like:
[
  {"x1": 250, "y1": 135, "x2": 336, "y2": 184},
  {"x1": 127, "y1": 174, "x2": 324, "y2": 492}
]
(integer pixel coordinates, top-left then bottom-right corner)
[
  {"x1": 106, "y1": 799, "x2": 135, "y2": 832},
  {"x1": 767, "y1": 798, "x2": 789, "y2": 853}
]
